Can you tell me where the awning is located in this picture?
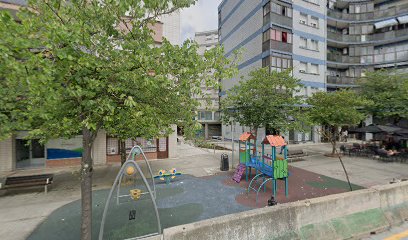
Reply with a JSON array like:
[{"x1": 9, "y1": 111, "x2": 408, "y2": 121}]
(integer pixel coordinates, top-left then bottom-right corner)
[
  {"x1": 374, "y1": 18, "x2": 398, "y2": 29},
  {"x1": 397, "y1": 15, "x2": 408, "y2": 24}
]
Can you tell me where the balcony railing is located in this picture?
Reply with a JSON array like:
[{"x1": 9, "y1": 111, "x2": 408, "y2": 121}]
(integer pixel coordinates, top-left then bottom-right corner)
[
  {"x1": 327, "y1": 28, "x2": 408, "y2": 44},
  {"x1": 327, "y1": 4, "x2": 408, "y2": 21},
  {"x1": 262, "y1": 40, "x2": 292, "y2": 53},
  {"x1": 328, "y1": 50, "x2": 408, "y2": 65},
  {"x1": 263, "y1": 12, "x2": 293, "y2": 28},
  {"x1": 326, "y1": 76, "x2": 359, "y2": 86}
]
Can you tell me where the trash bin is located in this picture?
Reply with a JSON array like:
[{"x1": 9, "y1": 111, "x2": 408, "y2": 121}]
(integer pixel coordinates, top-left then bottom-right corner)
[{"x1": 220, "y1": 153, "x2": 229, "y2": 171}]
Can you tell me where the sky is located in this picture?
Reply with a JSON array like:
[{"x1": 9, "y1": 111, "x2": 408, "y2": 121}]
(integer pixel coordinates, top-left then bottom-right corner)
[{"x1": 180, "y1": 0, "x2": 222, "y2": 42}]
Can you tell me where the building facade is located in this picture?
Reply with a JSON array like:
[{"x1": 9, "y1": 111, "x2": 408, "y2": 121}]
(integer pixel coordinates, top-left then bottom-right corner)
[
  {"x1": 327, "y1": 0, "x2": 408, "y2": 90},
  {"x1": 194, "y1": 30, "x2": 222, "y2": 139},
  {"x1": 219, "y1": 0, "x2": 408, "y2": 143},
  {"x1": 218, "y1": 0, "x2": 326, "y2": 143},
  {"x1": 0, "y1": 0, "x2": 179, "y2": 171}
]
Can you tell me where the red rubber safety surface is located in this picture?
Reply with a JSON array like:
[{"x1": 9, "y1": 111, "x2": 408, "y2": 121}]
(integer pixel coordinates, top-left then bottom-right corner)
[{"x1": 222, "y1": 166, "x2": 364, "y2": 208}]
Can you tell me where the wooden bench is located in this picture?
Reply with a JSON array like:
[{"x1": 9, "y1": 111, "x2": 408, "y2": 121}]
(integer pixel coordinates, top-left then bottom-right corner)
[{"x1": 3, "y1": 174, "x2": 54, "y2": 194}]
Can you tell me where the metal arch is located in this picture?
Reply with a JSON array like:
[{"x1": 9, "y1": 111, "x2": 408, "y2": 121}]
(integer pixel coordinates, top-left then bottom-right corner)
[
  {"x1": 116, "y1": 146, "x2": 157, "y2": 205},
  {"x1": 99, "y1": 146, "x2": 161, "y2": 240},
  {"x1": 256, "y1": 178, "x2": 274, "y2": 206},
  {"x1": 247, "y1": 173, "x2": 265, "y2": 194}
]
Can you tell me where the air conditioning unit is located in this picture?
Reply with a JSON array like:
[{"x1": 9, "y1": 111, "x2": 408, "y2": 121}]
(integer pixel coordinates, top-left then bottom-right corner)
[
  {"x1": 300, "y1": 20, "x2": 306, "y2": 24},
  {"x1": 311, "y1": 23, "x2": 317, "y2": 27},
  {"x1": 299, "y1": 70, "x2": 306, "y2": 73}
]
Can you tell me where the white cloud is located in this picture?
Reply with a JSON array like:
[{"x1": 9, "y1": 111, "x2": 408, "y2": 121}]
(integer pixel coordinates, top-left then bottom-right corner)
[{"x1": 180, "y1": 0, "x2": 222, "y2": 42}]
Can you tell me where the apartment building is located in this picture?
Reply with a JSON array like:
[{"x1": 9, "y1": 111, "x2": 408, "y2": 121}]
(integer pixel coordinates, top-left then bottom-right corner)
[
  {"x1": 219, "y1": 0, "x2": 408, "y2": 143},
  {"x1": 218, "y1": 0, "x2": 326, "y2": 143},
  {"x1": 0, "y1": 0, "x2": 179, "y2": 171},
  {"x1": 193, "y1": 30, "x2": 222, "y2": 139},
  {"x1": 327, "y1": 0, "x2": 408, "y2": 90}
]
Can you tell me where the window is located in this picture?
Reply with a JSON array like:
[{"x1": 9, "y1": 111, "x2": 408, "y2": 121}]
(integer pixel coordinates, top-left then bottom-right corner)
[
  {"x1": 263, "y1": 30, "x2": 270, "y2": 42},
  {"x1": 270, "y1": 54, "x2": 292, "y2": 71},
  {"x1": 263, "y1": 2, "x2": 270, "y2": 16},
  {"x1": 299, "y1": 62, "x2": 307, "y2": 73},
  {"x1": 275, "y1": 30, "x2": 282, "y2": 41},
  {"x1": 310, "y1": 39, "x2": 318, "y2": 51},
  {"x1": 310, "y1": 64, "x2": 319, "y2": 74},
  {"x1": 300, "y1": 13, "x2": 308, "y2": 25},
  {"x1": 300, "y1": 37, "x2": 307, "y2": 48},
  {"x1": 282, "y1": 32, "x2": 288, "y2": 43},
  {"x1": 270, "y1": 2, "x2": 292, "y2": 18},
  {"x1": 310, "y1": 17, "x2": 319, "y2": 28}
]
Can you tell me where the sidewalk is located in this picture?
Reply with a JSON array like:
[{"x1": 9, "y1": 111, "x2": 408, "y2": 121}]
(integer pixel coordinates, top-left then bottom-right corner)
[{"x1": 0, "y1": 142, "x2": 228, "y2": 240}]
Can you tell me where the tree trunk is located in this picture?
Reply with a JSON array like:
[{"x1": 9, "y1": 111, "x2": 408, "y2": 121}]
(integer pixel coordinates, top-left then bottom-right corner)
[
  {"x1": 120, "y1": 140, "x2": 126, "y2": 165},
  {"x1": 335, "y1": 148, "x2": 353, "y2": 191},
  {"x1": 81, "y1": 128, "x2": 95, "y2": 240},
  {"x1": 331, "y1": 127, "x2": 337, "y2": 155}
]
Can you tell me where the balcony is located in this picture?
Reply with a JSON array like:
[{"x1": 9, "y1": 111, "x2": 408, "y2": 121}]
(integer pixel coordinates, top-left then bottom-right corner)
[
  {"x1": 328, "y1": 50, "x2": 408, "y2": 65},
  {"x1": 327, "y1": 53, "x2": 360, "y2": 64},
  {"x1": 263, "y1": 12, "x2": 293, "y2": 28},
  {"x1": 327, "y1": 28, "x2": 408, "y2": 44},
  {"x1": 262, "y1": 40, "x2": 292, "y2": 53},
  {"x1": 327, "y1": 4, "x2": 408, "y2": 22},
  {"x1": 327, "y1": 76, "x2": 359, "y2": 87}
]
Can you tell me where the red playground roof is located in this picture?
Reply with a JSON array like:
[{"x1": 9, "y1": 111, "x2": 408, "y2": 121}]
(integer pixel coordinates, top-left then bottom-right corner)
[
  {"x1": 262, "y1": 135, "x2": 286, "y2": 147},
  {"x1": 239, "y1": 132, "x2": 256, "y2": 141}
]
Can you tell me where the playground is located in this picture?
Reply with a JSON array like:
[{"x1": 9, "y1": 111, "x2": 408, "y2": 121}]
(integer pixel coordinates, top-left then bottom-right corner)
[{"x1": 26, "y1": 139, "x2": 364, "y2": 240}]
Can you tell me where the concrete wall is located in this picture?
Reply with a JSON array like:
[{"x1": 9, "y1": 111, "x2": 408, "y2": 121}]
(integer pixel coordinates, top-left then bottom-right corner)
[
  {"x1": 162, "y1": 181, "x2": 408, "y2": 240},
  {"x1": 0, "y1": 137, "x2": 15, "y2": 172},
  {"x1": 93, "y1": 130, "x2": 107, "y2": 165},
  {"x1": 168, "y1": 125, "x2": 178, "y2": 159}
]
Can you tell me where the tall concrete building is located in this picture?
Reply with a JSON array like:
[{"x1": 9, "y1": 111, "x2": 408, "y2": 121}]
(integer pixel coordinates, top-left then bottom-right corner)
[
  {"x1": 193, "y1": 30, "x2": 222, "y2": 139},
  {"x1": 327, "y1": 0, "x2": 408, "y2": 91},
  {"x1": 218, "y1": 0, "x2": 326, "y2": 143},
  {"x1": 218, "y1": 0, "x2": 408, "y2": 143}
]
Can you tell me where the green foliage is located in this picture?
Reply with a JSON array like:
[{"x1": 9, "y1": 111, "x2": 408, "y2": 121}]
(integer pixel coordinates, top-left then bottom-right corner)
[
  {"x1": 220, "y1": 67, "x2": 303, "y2": 135},
  {"x1": 306, "y1": 90, "x2": 370, "y2": 127},
  {"x1": 0, "y1": 0, "x2": 236, "y2": 142},
  {"x1": 358, "y1": 70, "x2": 408, "y2": 121}
]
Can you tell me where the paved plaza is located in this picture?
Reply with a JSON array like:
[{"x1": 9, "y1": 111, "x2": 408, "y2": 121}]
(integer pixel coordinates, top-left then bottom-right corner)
[{"x1": 1, "y1": 141, "x2": 408, "y2": 239}]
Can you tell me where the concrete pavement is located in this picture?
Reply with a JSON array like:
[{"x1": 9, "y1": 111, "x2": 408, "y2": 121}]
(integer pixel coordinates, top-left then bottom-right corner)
[{"x1": 0, "y1": 142, "x2": 229, "y2": 240}]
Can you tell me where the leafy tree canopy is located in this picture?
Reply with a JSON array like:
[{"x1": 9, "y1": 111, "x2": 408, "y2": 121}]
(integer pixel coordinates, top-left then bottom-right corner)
[
  {"x1": 306, "y1": 89, "x2": 371, "y2": 154},
  {"x1": 221, "y1": 68, "x2": 303, "y2": 135},
  {"x1": 358, "y1": 69, "x2": 408, "y2": 122}
]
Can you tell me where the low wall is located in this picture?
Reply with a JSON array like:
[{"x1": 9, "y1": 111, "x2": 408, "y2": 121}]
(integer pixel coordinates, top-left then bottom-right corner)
[{"x1": 163, "y1": 181, "x2": 408, "y2": 240}]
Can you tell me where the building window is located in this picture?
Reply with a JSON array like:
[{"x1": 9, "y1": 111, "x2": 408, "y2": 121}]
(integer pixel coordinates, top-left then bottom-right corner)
[
  {"x1": 310, "y1": 64, "x2": 319, "y2": 74},
  {"x1": 300, "y1": 13, "x2": 308, "y2": 25},
  {"x1": 267, "y1": 28, "x2": 292, "y2": 44},
  {"x1": 264, "y1": 1, "x2": 271, "y2": 16},
  {"x1": 310, "y1": 16, "x2": 319, "y2": 28},
  {"x1": 299, "y1": 62, "x2": 307, "y2": 73},
  {"x1": 270, "y1": 55, "x2": 292, "y2": 72},
  {"x1": 271, "y1": 2, "x2": 292, "y2": 18},
  {"x1": 300, "y1": 37, "x2": 307, "y2": 48},
  {"x1": 310, "y1": 39, "x2": 318, "y2": 51},
  {"x1": 198, "y1": 111, "x2": 213, "y2": 121}
]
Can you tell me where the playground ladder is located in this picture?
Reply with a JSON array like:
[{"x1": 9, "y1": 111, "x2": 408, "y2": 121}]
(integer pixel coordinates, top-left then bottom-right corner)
[{"x1": 247, "y1": 173, "x2": 276, "y2": 205}]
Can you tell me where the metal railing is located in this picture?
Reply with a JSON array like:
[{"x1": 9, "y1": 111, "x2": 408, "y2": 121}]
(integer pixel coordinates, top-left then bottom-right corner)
[
  {"x1": 327, "y1": 28, "x2": 408, "y2": 44},
  {"x1": 326, "y1": 76, "x2": 359, "y2": 86},
  {"x1": 327, "y1": 50, "x2": 408, "y2": 65},
  {"x1": 327, "y1": 4, "x2": 408, "y2": 21}
]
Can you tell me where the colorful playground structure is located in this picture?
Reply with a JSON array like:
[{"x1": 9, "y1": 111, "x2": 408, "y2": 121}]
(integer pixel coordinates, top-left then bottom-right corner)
[
  {"x1": 154, "y1": 168, "x2": 182, "y2": 184},
  {"x1": 238, "y1": 132, "x2": 289, "y2": 204}
]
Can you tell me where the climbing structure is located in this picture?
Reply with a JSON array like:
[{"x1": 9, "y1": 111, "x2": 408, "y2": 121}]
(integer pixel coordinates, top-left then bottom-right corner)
[
  {"x1": 238, "y1": 132, "x2": 257, "y2": 181},
  {"x1": 247, "y1": 135, "x2": 289, "y2": 205}
]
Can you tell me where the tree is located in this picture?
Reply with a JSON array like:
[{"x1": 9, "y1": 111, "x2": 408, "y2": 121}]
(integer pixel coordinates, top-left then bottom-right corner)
[
  {"x1": 306, "y1": 90, "x2": 371, "y2": 191},
  {"x1": 0, "y1": 1, "x2": 236, "y2": 239},
  {"x1": 221, "y1": 67, "x2": 303, "y2": 137},
  {"x1": 359, "y1": 69, "x2": 408, "y2": 123}
]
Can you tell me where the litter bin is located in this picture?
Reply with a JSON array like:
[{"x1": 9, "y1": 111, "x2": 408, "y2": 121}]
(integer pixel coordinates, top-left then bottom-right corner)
[{"x1": 220, "y1": 153, "x2": 229, "y2": 171}]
